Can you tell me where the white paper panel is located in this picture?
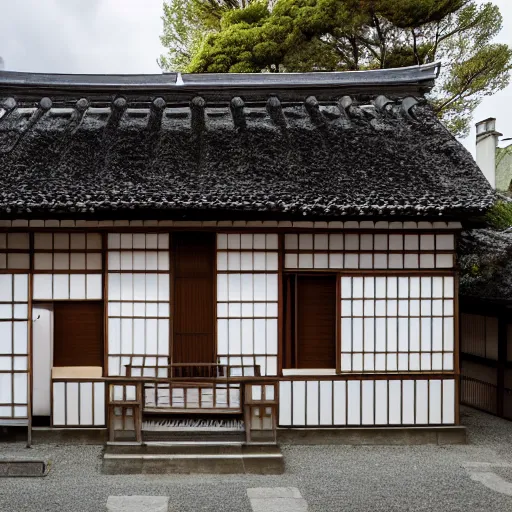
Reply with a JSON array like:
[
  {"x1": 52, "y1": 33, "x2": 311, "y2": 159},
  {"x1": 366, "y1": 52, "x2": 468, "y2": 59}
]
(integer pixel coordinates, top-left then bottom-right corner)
[
  {"x1": 94, "y1": 382, "x2": 106, "y2": 425},
  {"x1": 347, "y1": 381, "x2": 361, "y2": 425},
  {"x1": 277, "y1": 378, "x2": 450, "y2": 427},
  {"x1": 415, "y1": 380, "x2": 429, "y2": 424},
  {"x1": 33, "y1": 274, "x2": 53, "y2": 300},
  {"x1": 13, "y1": 373, "x2": 27, "y2": 403},
  {"x1": 70, "y1": 274, "x2": 86, "y2": 300},
  {"x1": 0, "y1": 373, "x2": 12, "y2": 404},
  {"x1": 429, "y1": 380, "x2": 442, "y2": 424},
  {"x1": 54, "y1": 274, "x2": 69, "y2": 299},
  {"x1": 217, "y1": 319, "x2": 228, "y2": 355},
  {"x1": 402, "y1": 381, "x2": 415, "y2": 425},
  {"x1": 306, "y1": 381, "x2": 319, "y2": 426},
  {"x1": 53, "y1": 382, "x2": 66, "y2": 425},
  {"x1": 0, "y1": 275, "x2": 12, "y2": 301},
  {"x1": 292, "y1": 381, "x2": 306, "y2": 425},
  {"x1": 361, "y1": 380, "x2": 374, "y2": 425},
  {"x1": 388, "y1": 380, "x2": 401, "y2": 425},
  {"x1": 333, "y1": 380, "x2": 346, "y2": 425},
  {"x1": 442, "y1": 380, "x2": 455, "y2": 424},
  {"x1": 340, "y1": 275, "x2": 455, "y2": 373},
  {"x1": 319, "y1": 381, "x2": 332, "y2": 425},
  {"x1": 79, "y1": 382, "x2": 93, "y2": 425},
  {"x1": 66, "y1": 383, "x2": 80, "y2": 425},
  {"x1": 375, "y1": 380, "x2": 388, "y2": 425}
]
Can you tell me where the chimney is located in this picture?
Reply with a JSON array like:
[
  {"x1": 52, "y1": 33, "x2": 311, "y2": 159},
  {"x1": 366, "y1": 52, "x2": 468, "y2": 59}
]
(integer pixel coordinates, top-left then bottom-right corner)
[{"x1": 476, "y1": 118, "x2": 501, "y2": 189}]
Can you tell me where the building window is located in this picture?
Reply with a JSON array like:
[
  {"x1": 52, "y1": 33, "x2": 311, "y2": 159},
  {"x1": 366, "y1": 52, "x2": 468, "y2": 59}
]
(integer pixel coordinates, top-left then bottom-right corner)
[{"x1": 284, "y1": 274, "x2": 337, "y2": 369}]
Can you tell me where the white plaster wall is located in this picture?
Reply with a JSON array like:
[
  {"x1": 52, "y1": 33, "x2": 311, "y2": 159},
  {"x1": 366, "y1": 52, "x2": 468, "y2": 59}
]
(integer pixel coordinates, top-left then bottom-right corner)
[{"x1": 32, "y1": 305, "x2": 53, "y2": 416}]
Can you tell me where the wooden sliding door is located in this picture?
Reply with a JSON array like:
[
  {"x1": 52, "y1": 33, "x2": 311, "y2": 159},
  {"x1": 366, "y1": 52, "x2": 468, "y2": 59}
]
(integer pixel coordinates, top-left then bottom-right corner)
[
  {"x1": 53, "y1": 302, "x2": 104, "y2": 368},
  {"x1": 284, "y1": 274, "x2": 337, "y2": 369},
  {"x1": 172, "y1": 233, "x2": 215, "y2": 364}
]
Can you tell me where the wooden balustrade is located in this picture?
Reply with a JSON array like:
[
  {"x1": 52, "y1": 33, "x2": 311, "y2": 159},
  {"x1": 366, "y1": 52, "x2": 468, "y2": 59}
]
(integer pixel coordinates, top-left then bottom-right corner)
[
  {"x1": 107, "y1": 381, "x2": 143, "y2": 443},
  {"x1": 106, "y1": 364, "x2": 276, "y2": 444}
]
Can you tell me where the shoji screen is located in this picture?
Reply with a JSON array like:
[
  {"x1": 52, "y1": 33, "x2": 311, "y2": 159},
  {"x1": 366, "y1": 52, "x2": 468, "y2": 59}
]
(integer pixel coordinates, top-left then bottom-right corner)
[
  {"x1": 284, "y1": 233, "x2": 455, "y2": 270},
  {"x1": 33, "y1": 233, "x2": 103, "y2": 300},
  {"x1": 0, "y1": 233, "x2": 30, "y2": 270},
  {"x1": 217, "y1": 234, "x2": 279, "y2": 376},
  {"x1": 0, "y1": 233, "x2": 30, "y2": 421},
  {"x1": 0, "y1": 273, "x2": 29, "y2": 421},
  {"x1": 279, "y1": 378, "x2": 455, "y2": 426},
  {"x1": 107, "y1": 234, "x2": 170, "y2": 376},
  {"x1": 340, "y1": 275, "x2": 455, "y2": 372}
]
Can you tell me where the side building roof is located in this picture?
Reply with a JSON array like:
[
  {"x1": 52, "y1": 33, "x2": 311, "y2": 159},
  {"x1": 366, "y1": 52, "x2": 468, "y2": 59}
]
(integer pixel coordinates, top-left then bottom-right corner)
[
  {"x1": 0, "y1": 63, "x2": 495, "y2": 220},
  {"x1": 459, "y1": 227, "x2": 512, "y2": 304}
]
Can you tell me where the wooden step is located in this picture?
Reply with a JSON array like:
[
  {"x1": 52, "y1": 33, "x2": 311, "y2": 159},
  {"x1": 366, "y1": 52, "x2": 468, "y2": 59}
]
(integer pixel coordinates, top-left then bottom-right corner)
[
  {"x1": 142, "y1": 429, "x2": 245, "y2": 443},
  {"x1": 102, "y1": 443, "x2": 284, "y2": 474}
]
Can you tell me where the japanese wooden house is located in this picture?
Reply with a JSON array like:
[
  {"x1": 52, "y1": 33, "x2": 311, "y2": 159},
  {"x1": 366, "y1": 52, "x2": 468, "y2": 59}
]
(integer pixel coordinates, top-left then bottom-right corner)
[
  {"x1": 0, "y1": 64, "x2": 496, "y2": 470},
  {"x1": 459, "y1": 226, "x2": 512, "y2": 420}
]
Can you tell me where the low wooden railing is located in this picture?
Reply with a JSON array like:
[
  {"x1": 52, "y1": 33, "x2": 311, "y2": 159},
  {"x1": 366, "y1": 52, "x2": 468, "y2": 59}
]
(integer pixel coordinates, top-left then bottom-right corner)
[
  {"x1": 461, "y1": 375, "x2": 498, "y2": 415},
  {"x1": 106, "y1": 364, "x2": 277, "y2": 444}
]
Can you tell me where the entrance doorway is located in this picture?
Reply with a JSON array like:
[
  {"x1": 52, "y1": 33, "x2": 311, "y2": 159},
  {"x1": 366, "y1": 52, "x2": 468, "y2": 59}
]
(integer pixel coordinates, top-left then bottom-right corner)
[{"x1": 172, "y1": 233, "x2": 216, "y2": 365}]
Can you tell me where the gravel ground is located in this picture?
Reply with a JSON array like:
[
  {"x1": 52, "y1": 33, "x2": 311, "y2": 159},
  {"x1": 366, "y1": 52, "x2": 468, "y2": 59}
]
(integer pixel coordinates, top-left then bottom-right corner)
[{"x1": 0, "y1": 406, "x2": 512, "y2": 512}]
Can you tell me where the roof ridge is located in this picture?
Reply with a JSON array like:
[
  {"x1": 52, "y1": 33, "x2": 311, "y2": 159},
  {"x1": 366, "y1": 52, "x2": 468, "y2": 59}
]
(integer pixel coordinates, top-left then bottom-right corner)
[{"x1": 0, "y1": 63, "x2": 441, "y2": 92}]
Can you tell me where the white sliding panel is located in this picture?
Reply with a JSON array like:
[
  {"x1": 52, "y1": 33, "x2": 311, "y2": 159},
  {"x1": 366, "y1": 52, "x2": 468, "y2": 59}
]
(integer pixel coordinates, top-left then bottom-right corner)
[
  {"x1": 0, "y1": 273, "x2": 29, "y2": 423},
  {"x1": 217, "y1": 234, "x2": 278, "y2": 375},
  {"x1": 52, "y1": 381, "x2": 106, "y2": 426},
  {"x1": 107, "y1": 233, "x2": 170, "y2": 376},
  {"x1": 340, "y1": 275, "x2": 455, "y2": 372},
  {"x1": 279, "y1": 379, "x2": 456, "y2": 427}
]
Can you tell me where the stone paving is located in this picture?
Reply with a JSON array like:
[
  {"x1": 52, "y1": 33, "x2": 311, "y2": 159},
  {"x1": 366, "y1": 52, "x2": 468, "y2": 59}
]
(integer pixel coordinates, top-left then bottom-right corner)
[{"x1": 0, "y1": 407, "x2": 512, "y2": 511}]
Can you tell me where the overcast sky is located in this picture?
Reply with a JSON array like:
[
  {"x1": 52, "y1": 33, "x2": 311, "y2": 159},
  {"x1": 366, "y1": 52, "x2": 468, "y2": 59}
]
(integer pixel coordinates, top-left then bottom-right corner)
[{"x1": 1, "y1": 0, "x2": 511, "y2": 153}]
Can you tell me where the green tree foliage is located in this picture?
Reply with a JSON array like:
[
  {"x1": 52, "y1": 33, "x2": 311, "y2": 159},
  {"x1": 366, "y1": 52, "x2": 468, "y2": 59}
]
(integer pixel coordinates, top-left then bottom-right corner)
[
  {"x1": 486, "y1": 200, "x2": 512, "y2": 229},
  {"x1": 159, "y1": 1, "x2": 261, "y2": 71},
  {"x1": 159, "y1": 0, "x2": 512, "y2": 136}
]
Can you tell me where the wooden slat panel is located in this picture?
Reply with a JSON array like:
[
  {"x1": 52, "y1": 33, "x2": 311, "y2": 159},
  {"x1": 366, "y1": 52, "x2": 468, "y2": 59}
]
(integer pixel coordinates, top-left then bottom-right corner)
[
  {"x1": 173, "y1": 233, "x2": 215, "y2": 364},
  {"x1": 53, "y1": 302, "x2": 104, "y2": 367},
  {"x1": 296, "y1": 275, "x2": 336, "y2": 368}
]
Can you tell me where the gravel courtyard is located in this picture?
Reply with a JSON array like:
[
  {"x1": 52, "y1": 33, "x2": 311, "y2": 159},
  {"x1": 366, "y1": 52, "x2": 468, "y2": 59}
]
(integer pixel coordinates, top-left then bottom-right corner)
[{"x1": 1, "y1": 407, "x2": 512, "y2": 512}]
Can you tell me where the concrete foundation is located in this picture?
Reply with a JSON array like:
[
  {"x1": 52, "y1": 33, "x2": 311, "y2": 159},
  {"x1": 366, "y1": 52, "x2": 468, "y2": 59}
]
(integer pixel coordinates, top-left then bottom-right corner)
[
  {"x1": 102, "y1": 442, "x2": 285, "y2": 475},
  {"x1": 31, "y1": 428, "x2": 108, "y2": 445},
  {"x1": 277, "y1": 426, "x2": 467, "y2": 445}
]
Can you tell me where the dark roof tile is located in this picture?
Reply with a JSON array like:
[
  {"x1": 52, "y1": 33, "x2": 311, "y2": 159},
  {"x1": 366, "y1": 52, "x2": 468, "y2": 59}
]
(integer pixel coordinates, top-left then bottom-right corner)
[{"x1": 0, "y1": 65, "x2": 494, "y2": 219}]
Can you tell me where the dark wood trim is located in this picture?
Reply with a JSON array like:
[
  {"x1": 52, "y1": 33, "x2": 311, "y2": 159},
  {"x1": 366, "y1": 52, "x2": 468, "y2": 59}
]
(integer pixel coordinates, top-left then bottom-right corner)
[
  {"x1": 497, "y1": 313, "x2": 508, "y2": 417},
  {"x1": 102, "y1": 233, "x2": 108, "y2": 377},
  {"x1": 169, "y1": 233, "x2": 175, "y2": 366},
  {"x1": 99, "y1": 372, "x2": 456, "y2": 384},
  {"x1": 0, "y1": 227, "x2": 464, "y2": 235},
  {"x1": 277, "y1": 233, "x2": 284, "y2": 375},
  {"x1": 27, "y1": 232, "x2": 34, "y2": 447},
  {"x1": 283, "y1": 270, "x2": 456, "y2": 277},
  {"x1": 213, "y1": 233, "x2": 218, "y2": 363},
  {"x1": 461, "y1": 352, "x2": 499, "y2": 368},
  {"x1": 336, "y1": 274, "x2": 341, "y2": 374}
]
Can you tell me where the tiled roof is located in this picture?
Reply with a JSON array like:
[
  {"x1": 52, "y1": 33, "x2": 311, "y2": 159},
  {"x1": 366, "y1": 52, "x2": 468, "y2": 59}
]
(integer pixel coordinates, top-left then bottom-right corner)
[
  {"x1": 0, "y1": 64, "x2": 495, "y2": 219},
  {"x1": 459, "y1": 228, "x2": 512, "y2": 303}
]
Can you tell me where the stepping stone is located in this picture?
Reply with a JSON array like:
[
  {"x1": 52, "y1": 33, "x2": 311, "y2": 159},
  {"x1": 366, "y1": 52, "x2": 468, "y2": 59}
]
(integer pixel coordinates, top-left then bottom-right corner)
[
  {"x1": 106, "y1": 495, "x2": 169, "y2": 512},
  {"x1": 247, "y1": 487, "x2": 308, "y2": 512}
]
